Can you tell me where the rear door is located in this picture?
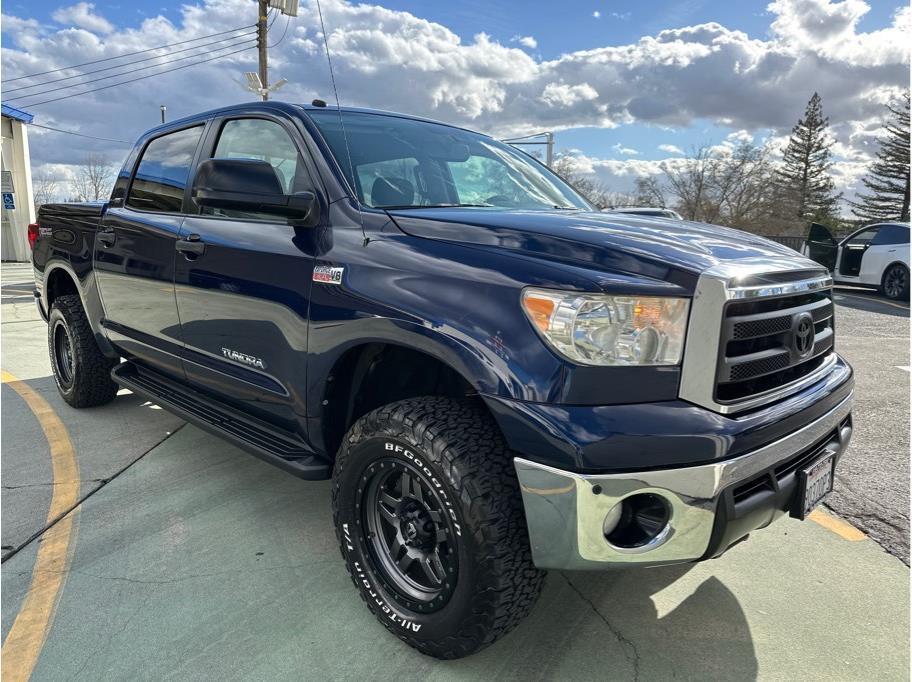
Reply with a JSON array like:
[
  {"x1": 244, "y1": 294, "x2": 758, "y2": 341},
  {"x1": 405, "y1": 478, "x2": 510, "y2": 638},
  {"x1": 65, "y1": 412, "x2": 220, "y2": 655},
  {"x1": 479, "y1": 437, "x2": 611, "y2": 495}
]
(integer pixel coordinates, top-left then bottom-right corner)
[
  {"x1": 95, "y1": 124, "x2": 205, "y2": 378},
  {"x1": 174, "y1": 113, "x2": 322, "y2": 433},
  {"x1": 860, "y1": 224, "x2": 910, "y2": 284}
]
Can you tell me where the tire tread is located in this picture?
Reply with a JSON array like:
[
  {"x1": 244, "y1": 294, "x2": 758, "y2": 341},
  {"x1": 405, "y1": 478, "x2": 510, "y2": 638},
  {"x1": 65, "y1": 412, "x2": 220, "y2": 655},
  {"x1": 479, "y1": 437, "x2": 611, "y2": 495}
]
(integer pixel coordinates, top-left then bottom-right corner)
[
  {"x1": 49, "y1": 294, "x2": 118, "y2": 408},
  {"x1": 332, "y1": 396, "x2": 545, "y2": 659}
]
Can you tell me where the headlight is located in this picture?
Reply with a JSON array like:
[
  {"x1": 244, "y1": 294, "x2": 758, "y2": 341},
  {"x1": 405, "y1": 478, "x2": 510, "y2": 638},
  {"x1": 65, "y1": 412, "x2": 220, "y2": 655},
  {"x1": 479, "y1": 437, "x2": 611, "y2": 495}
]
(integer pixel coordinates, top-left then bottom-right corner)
[{"x1": 521, "y1": 288, "x2": 690, "y2": 366}]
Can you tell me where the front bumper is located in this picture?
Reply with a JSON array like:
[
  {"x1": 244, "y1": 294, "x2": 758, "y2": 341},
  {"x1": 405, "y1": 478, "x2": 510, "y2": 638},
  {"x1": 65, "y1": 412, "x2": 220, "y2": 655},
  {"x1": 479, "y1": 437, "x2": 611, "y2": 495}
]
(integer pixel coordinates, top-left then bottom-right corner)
[{"x1": 514, "y1": 391, "x2": 853, "y2": 570}]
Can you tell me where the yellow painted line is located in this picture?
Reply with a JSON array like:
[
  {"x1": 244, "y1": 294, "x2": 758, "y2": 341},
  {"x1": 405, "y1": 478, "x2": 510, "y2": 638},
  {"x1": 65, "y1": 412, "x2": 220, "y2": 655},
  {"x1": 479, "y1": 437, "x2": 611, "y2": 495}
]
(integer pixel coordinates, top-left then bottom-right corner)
[
  {"x1": 1, "y1": 370, "x2": 80, "y2": 682},
  {"x1": 808, "y1": 508, "x2": 866, "y2": 541}
]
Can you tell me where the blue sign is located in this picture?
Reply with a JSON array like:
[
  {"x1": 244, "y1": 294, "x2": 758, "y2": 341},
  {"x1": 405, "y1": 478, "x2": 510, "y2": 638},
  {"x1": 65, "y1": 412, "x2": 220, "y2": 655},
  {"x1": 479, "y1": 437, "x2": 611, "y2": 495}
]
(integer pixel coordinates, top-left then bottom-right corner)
[{"x1": 2, "y1": 192, "x2": 14, "y2": 210}]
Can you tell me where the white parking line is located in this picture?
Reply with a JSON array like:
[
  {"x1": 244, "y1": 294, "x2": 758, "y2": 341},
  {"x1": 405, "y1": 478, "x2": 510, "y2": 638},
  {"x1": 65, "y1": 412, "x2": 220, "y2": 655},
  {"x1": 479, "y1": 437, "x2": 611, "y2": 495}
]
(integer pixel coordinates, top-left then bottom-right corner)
[{"x1": 895, "y1": 366, "x2": 910, "y2": 372}]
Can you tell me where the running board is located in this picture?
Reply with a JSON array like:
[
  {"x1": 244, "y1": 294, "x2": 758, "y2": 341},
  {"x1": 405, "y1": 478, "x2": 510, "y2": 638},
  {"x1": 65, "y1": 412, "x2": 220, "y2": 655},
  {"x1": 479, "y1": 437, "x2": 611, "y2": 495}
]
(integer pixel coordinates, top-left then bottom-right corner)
[{"x1": 111, "y1": 361, "x2": 330, "y2": 480}]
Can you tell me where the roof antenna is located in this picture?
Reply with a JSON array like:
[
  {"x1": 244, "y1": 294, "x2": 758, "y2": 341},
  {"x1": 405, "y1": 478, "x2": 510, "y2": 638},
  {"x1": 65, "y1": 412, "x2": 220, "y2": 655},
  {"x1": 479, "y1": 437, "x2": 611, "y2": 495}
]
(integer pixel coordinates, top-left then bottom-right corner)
[{"x1": 315, "y1": 0, "x2": 367, "y2": 246}]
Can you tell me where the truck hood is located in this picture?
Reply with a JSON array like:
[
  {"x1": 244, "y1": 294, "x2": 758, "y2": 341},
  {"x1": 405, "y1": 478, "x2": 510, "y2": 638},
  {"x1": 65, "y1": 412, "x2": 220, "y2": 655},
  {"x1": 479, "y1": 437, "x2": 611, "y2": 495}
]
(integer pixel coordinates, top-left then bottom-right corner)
[{"x1": 388, "y1": 208, "x2": 819, "y2": 285}]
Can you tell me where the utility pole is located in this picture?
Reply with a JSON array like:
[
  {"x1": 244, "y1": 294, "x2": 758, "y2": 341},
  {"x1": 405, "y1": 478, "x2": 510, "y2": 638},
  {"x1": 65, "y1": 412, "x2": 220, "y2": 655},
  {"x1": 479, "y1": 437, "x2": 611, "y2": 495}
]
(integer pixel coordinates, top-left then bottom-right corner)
[
  {"x1": 257, "y1": 0, "x2": 269, "y2": 101},
  {"x1": 245, "y1": 1, "x2": 296, "y2": 100}
]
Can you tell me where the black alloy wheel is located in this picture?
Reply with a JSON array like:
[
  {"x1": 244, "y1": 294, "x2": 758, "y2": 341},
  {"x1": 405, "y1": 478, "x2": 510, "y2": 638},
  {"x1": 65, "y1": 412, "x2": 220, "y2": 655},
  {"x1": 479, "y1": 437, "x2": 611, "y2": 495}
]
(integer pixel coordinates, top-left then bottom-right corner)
[
  {"x1": 882, "y1": 264, "x2": 910, "y2": 300},
  {"x1": 52, "y1": 319, "x2": 75, "y2": 389},
  {"x1": 361, "y1": 459, "x2": 458, "y2": 612}
]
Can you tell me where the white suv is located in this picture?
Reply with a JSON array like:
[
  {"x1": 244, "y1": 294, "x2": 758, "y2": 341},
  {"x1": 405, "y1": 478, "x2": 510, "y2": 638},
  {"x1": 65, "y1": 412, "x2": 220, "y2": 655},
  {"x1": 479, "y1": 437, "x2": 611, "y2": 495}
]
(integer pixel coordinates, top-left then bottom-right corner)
[{"x1": 806, "y1": 222, "x2": 910, "y2": 300}]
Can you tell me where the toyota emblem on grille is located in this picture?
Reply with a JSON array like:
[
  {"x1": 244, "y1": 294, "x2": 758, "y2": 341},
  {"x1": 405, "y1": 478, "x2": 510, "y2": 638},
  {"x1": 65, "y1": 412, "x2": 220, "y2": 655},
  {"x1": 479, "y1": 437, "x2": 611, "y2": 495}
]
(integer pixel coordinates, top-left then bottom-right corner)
[{"x1": 792, "y1": 313, "x2": 815, "y2": 358}]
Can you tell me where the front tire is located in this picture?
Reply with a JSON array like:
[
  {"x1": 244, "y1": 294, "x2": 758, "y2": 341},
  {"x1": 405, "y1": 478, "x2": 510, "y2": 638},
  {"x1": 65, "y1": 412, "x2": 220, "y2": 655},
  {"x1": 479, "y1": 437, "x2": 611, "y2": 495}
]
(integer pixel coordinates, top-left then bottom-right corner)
[
  {"x1": 48, "y1": 294, "x2": 118, "y2": 407},
  {"x1": 881, "y1": 263, "x2": 910, "y2": 301},
  {"x1": 332, "y1": 397, "x2": 545, "y2": 659}
]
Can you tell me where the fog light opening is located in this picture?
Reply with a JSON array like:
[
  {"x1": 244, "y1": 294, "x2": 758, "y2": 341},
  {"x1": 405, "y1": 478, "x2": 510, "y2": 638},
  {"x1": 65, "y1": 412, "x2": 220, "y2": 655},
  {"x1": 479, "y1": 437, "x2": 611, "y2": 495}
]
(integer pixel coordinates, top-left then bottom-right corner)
[{"x1": 604, "y1": 493, "x2": 671, "y2": 550}]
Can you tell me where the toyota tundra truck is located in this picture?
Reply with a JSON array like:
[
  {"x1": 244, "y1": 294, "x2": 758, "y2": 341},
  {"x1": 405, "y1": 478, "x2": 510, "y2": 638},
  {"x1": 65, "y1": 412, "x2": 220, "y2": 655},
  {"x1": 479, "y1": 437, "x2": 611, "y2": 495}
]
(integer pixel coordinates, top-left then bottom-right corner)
[{"x1": 31, "y1": 101, "x2": 854, "y2": 659}]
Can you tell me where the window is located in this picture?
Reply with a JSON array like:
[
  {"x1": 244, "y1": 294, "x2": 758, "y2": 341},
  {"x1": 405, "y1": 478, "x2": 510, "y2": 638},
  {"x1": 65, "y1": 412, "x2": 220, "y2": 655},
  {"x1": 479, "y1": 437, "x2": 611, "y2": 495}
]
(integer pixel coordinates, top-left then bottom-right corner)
[
  {"x1": 871, "y1": 224, "x2": 910, "y2": 246},
  {"x1": 201, "y1": 118, "x2": 311, "y2": 221},
  {"x1": 307, "y1": 110, "x2": 590, "y2": 211},
  {"x1": 845, "y1": 228, "x2": 878, "y2": 246},
  {"x1": 356, "y1": 158, "x2": 420, "y2": 206},
  {"x1": 127, "y1": 126, "x2": 203, "y2": 213}
]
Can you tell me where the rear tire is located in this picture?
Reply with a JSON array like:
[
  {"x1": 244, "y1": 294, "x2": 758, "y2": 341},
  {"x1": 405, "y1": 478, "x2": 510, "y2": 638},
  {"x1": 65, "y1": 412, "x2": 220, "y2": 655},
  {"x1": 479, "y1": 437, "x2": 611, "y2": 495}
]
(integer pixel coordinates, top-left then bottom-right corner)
[
  {"x1": 881, "y1": 263, "x2": 910, "y2": 301},
  {"x1": 332, "y1": 397, "x2": 545, "y2": 659},
  {"x1": 48, "y1": 294, "x2": 118, "y2": 407}
]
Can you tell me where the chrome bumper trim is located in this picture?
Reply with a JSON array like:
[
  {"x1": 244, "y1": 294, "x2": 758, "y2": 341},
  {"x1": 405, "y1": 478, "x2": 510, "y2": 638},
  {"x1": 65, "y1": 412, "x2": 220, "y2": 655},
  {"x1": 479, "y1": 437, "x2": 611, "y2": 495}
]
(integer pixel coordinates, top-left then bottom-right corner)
[{"x1": 514, "y1": 391, "x2": 853, "y2": 570}]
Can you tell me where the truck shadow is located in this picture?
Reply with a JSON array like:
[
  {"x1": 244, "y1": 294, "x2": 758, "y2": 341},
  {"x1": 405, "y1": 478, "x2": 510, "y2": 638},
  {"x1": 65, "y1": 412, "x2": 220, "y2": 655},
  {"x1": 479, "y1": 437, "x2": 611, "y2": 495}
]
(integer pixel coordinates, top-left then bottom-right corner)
[{"x1": 453, "y1": 562, "x2": 758, "y2": 680}]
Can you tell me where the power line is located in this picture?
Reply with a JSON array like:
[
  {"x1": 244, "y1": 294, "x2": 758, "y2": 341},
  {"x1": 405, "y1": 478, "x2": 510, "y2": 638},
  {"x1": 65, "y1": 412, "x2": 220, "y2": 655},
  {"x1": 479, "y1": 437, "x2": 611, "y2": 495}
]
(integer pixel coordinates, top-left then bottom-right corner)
[
  {"x1": 29, "y1": 122, "x2": 131, "y2": 144},
  {"x1": 1, "y1": 25, "x2": 254, "y2": 83},
  {"x1": 17, "y1": 43, "x2": 256, "y2": 108},
  {"x1": 7, "y1": 35, "x2": 256, "y2": 102},
  {"x1": 269, "y1": 14, "x2": 293, "y2": 48},
  {"x1": 4, "y1": 30, "x2": 256, "y2": 95}
]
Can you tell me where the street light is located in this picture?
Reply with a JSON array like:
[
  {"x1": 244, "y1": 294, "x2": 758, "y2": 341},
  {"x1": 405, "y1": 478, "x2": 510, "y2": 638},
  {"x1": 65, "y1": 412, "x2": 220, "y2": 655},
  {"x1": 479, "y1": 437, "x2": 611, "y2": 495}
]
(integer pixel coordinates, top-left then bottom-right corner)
[
  {"x1": 243, "y1": 72, "x2": 287, "y2": 100},
  {"x1": 160, "y1": 105, "x2": 166, "y2": 124}
]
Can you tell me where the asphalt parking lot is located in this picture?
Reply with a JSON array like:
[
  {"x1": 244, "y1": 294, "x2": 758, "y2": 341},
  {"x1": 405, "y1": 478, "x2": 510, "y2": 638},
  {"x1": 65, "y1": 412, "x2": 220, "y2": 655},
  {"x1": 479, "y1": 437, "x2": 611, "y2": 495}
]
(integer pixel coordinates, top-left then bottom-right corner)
[{"x1": 1, "y1": 261, "x2": 909, "y2": 680}]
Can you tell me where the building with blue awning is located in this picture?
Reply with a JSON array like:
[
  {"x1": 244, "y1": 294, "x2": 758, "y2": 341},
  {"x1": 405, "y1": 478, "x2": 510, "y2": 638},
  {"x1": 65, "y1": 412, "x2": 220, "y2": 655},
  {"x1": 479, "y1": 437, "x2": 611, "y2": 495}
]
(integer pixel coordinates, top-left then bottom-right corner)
[{"x1": 2, "y1": 103, "x2": 36, "y2": 262}]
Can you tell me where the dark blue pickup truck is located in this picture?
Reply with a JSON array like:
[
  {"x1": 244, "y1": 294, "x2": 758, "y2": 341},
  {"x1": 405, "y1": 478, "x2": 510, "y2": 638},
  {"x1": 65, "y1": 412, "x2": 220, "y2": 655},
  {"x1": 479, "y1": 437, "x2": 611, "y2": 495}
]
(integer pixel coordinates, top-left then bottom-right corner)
[{"x1": 32, "y1": 101, "x2": 854, "y2": 658}]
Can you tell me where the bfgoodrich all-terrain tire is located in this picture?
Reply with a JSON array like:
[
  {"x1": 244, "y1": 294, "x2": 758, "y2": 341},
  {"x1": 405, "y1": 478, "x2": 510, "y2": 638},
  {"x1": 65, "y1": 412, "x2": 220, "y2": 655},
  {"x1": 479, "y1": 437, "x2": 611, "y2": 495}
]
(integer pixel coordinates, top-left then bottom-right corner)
[
  {"x1": 48, "y1": 294, "x2": 118, "y2": 408},
  {"x1": 332, "y1": 397, "x2": 545, "y2": 659}
]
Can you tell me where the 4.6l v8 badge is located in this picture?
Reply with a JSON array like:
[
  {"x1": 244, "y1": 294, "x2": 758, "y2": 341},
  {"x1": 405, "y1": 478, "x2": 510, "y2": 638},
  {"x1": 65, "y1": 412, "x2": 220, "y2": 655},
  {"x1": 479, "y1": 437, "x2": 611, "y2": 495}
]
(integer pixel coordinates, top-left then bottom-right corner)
[{"x1": 313, "y1": 265, "x2": 344, "y2": 284}]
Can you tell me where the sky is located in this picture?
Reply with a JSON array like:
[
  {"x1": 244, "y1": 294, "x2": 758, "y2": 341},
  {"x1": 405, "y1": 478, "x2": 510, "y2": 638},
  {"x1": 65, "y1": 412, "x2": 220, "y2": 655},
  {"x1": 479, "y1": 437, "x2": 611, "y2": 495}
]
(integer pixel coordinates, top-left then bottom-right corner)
[{"x1": 1, "y1": 0, "x2": 909, "y2": 205}]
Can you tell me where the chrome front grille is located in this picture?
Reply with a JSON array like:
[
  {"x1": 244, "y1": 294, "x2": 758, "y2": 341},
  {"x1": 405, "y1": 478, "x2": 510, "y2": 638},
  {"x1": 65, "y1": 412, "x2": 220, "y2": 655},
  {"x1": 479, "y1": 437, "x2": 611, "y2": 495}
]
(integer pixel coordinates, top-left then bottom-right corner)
[
  {"x1": 716, "y1": 290, "x2": 834, "y2": 402},
  {"x1": 679, "y1": 260, "x2": 837, "y2": 414}
]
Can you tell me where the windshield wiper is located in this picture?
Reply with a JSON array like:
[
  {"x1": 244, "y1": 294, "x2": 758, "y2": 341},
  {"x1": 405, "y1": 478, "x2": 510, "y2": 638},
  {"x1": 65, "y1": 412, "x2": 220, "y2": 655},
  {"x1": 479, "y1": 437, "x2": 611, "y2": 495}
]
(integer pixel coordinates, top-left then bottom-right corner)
[{"x1": 378, "y1": 203, "x2": 493, "y2": 210}]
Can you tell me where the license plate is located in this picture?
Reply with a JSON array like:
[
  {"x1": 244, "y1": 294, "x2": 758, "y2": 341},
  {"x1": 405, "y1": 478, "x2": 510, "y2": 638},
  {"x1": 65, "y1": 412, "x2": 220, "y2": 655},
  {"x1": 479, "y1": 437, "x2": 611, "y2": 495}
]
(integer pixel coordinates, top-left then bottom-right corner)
[{"x1": 795, "y1": 452, "x2": 835, "y2": 519}]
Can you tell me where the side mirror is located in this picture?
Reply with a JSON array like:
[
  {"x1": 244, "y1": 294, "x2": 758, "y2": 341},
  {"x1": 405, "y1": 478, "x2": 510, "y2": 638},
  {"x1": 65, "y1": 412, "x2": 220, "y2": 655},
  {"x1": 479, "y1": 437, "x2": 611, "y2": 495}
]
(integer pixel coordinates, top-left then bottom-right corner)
[{"x1": 191, "y1": 158, "x2": 317, "y2": 223}]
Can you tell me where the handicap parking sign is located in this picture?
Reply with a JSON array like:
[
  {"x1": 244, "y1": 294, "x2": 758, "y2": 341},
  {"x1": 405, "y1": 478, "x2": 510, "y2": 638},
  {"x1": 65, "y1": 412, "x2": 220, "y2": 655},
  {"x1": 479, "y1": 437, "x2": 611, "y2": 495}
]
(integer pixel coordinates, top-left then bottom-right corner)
[{"x1": 2, "y1": 192, "x2": 14, "y2": 210}]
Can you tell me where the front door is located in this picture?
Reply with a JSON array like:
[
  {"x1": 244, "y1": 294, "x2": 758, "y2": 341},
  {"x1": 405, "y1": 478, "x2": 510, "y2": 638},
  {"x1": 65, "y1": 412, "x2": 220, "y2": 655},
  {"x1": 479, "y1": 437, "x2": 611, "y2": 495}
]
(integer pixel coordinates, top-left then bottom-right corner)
[
  {"x1": 838, "y1": 226, "x2": 880, "y2": 279},
  {"x1": 95, "y1": 124, "x2": 205, "y2": 378},
  {"x1": 174, "y1": 114, "x2": 321, "y2": 433},
  {"x1": 805, "y1": 222, "x2": 838, "y2": 272}
]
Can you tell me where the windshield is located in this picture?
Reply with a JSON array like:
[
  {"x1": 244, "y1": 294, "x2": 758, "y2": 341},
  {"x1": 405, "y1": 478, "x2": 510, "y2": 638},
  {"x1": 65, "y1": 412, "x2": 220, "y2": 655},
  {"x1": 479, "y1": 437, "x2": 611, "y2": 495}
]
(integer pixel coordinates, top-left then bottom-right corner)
[{"x1": 306, "y1": 109, "x2": 591, "y2": 211}]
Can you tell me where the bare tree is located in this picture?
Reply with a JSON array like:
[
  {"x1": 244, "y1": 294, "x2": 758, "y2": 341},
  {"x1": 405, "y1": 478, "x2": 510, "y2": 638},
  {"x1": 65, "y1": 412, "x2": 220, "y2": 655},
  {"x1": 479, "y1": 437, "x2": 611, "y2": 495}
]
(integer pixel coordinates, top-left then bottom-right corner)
[
  {"x1": 659, "y1": 143, "x2": 786, "y2": 232},
  {"x1": 552, "y1": 154, "x2": 613, "y2": 208},
  {"x1": 32, "y1": 170, "x2": 59, "y2": 213},
  {"x1": 633, "y1": 176, "x2": 666, "y2": 207},
  {"x1": 71, "y1": 153, "x2": 115, "y2": 201},
  {"x1": 662, "y1": 146, "x2": 716, "y2": 220}
]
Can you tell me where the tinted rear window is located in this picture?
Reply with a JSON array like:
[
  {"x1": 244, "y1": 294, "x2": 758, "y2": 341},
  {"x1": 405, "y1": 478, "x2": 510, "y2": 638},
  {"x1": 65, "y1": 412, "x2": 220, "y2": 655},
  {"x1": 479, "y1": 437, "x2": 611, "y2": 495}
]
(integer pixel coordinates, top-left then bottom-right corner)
[
  {"x1": 871, "y1": 224, "x2": 910, "y2": 246},
  {"x1": 127, "y1": 126, "x2": 203, "y2": 213}
]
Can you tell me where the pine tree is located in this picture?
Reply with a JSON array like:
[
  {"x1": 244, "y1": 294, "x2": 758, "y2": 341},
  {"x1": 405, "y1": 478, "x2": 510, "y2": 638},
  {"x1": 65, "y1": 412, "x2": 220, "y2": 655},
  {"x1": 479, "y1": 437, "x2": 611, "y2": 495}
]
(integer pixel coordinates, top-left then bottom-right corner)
[
  {"x1": 775, "y1": 92, "x2": 841, "y2": 223},
  {"x1": 850, "y1": 90, "x2": 910, "y2": 222}
]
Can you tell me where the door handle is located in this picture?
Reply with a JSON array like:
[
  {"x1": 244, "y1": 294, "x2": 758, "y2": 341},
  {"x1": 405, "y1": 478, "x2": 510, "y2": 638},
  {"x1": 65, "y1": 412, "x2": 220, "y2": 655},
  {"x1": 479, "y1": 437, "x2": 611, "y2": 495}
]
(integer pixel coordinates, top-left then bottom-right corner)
[
  {"x1": 176, "y1": 234, "x2": 206, "y2": 258},
  {"x1": 97, "y1": 229, "x2": 116, "y2": 247}
]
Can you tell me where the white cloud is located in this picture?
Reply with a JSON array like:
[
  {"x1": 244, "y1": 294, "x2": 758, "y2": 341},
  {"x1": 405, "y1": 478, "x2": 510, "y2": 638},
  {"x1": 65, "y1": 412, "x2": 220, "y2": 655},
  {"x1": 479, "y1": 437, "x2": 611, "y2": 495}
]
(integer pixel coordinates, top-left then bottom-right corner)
[
  {"x1": 593, "y1": 11, "x2": 601, "y2": 19},
  {"x1": 726, "y1": 129, "x2": 754, "y2": 144},
  {"x1": 612, "y1": 142, "x2": 640, "y2": 155},
  {"x1": 541, "y1": 82, "x2": 599, "y2": 107},
  {"x1": 0, "y1": 0, "x2": 906, "y2": 202},
  {"x1": 52, "y1": 2, "x2": 114, "y2": 34},
  {"x1": 658, "y1": 144, "x2": 684, "y2": 154},
  {"x1": 511, "y1": 35, "x2": 538, "y2": 49}
]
